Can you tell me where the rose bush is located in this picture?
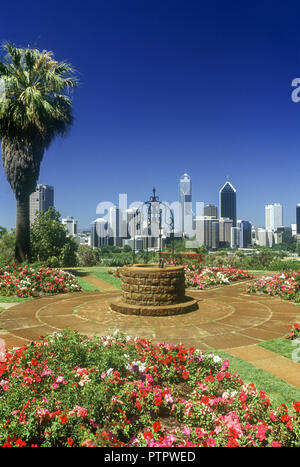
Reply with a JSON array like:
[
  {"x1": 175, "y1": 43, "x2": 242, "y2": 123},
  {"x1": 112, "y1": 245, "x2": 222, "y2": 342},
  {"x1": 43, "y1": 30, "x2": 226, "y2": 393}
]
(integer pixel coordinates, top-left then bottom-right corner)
[
  {"x1": 108, "y1": 265, "x2": 254, "y2": 290},
  {"x1": 285, "y1": 323, "x2": 300, "y2": 341},
  {"x1": 185, "y1": 265, "x2": 254, "y2": 289},
  {"x1": 0, "y1": 329, "x2": 299, "y2": 447},
  {"x1": 247, "y1": 271, "x2": 300, "y2": 302},
  {"x1": 0, "y1": 263, "x2": 81, "y2": 298}
]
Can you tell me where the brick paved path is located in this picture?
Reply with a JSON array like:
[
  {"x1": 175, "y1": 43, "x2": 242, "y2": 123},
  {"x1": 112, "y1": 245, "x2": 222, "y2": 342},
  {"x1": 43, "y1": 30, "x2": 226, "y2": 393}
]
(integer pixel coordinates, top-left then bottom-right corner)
[{"x1": 0, "y1": 277, "x2": 299, "y2": 387}]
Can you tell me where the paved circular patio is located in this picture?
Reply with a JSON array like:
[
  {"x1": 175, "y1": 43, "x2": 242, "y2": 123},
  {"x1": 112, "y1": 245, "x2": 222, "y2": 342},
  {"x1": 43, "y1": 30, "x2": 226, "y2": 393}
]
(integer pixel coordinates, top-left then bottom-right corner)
[{"x1": 1, "y1": 280, "x2": 300, "y2": 351}]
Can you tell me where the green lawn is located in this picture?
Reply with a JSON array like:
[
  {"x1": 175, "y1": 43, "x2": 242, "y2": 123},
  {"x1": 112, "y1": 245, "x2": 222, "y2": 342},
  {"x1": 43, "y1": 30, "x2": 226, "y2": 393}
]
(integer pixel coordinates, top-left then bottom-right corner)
[
  {"x1": 0, "y1": 295, "x2": 32, "y2": 303},
  {"x1": 76, "y1": 276, "x2": 99, "y2": 292},
  {"x1": 90, "y1": 269, "x2": 121, "y2": 289},
  {"x1": 68, "y1": 266, "x2": 121, "y2": 290},
  {"x1": 259, "y1": 337, "x2": 300, "y2": 361}
]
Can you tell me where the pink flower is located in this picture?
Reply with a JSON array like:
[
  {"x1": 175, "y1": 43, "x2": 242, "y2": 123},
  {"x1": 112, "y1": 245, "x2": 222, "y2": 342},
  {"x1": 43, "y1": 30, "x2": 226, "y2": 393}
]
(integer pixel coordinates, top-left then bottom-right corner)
[
  {"x1": 270, "y1": 441, "x2": 281, "y2": 447},
  {"x1": 221, "y1": 360, "x2": 230, "y2": 370},
  {"x1": 182, "y1": 426, "x2": 191, "y2": 436},
  {"x1": 69, "y1": 405, "x2": 88, "y2": 418},
  {"x1": 256, "y1": 423, "x2": 269, "y2": 441},
  {"x1": 195, "y1": 428, "x2": 206, "y2": 438},
  {"x1": 206, "y1": 437, "x2": 216, "y2": 447}
]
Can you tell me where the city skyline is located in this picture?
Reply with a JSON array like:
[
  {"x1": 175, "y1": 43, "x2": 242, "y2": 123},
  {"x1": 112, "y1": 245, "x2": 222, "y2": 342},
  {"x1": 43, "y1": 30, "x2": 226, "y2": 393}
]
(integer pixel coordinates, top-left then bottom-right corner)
[
  {"x1": 1, "y1": 1, "x2": 300, "y2": 230},
  {"x1": 19, "y1": 173, "x2": 300, "y2": 234}
]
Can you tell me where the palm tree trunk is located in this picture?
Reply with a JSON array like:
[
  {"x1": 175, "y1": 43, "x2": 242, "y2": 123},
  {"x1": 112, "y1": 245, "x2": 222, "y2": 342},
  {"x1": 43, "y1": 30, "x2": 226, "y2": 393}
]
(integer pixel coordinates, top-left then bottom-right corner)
[{"x1": 15, "y1": 194, "x2": 31, "y2": 263}]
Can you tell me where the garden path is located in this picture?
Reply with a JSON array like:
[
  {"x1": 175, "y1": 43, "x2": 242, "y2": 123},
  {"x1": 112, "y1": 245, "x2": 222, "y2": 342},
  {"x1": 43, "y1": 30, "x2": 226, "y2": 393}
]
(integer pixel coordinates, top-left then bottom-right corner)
[{"x1": 0, "y1": 278, "x2": 299, "y2": 388}]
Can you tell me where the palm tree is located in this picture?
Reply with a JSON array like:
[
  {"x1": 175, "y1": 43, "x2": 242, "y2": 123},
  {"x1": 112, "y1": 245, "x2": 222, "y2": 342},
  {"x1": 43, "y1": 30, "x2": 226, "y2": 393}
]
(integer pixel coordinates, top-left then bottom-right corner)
[{"x1": 0, "y1": 42, "x2": 78, "y2": 262}]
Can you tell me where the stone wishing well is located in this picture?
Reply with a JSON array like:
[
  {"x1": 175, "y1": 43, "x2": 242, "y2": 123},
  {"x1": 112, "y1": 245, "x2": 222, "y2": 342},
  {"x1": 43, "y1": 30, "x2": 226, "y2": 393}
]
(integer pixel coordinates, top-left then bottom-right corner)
[{"x1": 110, "y1": 264, "x2": 198, "y2": 316}]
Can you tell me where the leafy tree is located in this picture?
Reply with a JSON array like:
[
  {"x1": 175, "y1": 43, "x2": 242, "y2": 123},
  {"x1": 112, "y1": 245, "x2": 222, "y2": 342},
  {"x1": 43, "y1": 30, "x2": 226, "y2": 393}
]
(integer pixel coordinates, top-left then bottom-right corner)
[
  {"x1": 77, "y1": 245, "x2": 100, "y2": 267},
  {"x1": 30, "y1": 207, "x2": 78, "y2": 267},
  {"x1": 0, "y1": 229, "x2": 15, "y2": 264},
  {"x1": 100, "y1": 245, "x2": 122, "y2": 255},
  {"x1": 0, "y1": 42, "x2": 78, "y2": 262},
  {"x1": 0, "y1": 226, "x2": 7, "y2": 238}
]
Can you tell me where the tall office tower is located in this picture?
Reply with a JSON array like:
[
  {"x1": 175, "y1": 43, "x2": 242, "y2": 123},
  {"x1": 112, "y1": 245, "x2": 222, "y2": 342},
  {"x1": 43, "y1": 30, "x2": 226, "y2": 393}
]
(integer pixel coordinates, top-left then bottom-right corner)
[
  {"x1": 238, "y1": 220, "x2": 252, "y2": 248},
  {"x1": 296, "y1": 204, "x2": 300, "y2": 235},
  {"x1": 252, "y1": 226, "x2": 259, "y2": 245},
  {"x1": 219, "y1": 217, "x2": 233, "y2": 247},
  {"x1": 265, "y1": 203, "x2": 283, "y2": 231},
  {"x1": 274, "y1": 226, "x2": 292, "y2": 244},
  {"x1": 179, "y1": 172, "x2": 192, "y2": 235},
  {"x1": 203, "y1": 204, "x2": 218, "y2": 218},
  {"x1": 219, "y1": 181, "x2": 237, "y2": 227},
  {"x1": 29, "y1": 184, "x2": 54, "y2": 224},
  {"x1": 195, "y1": 216, "x2": 219, "y2": 250},
  {"x1": 91, "y1": 218, "x2": 109, "y2": 248},
  {"x1": 62, "y1": 216, "x2": 78, "y2": 236},
  {"x1": 257, "y1": 228, "x2": 273, "y2": 247},
  {"x1": 107, "y1": 206, "x2": 123, "y2": 247},
  {"x1": 230, "y1": 227, "x2": 240, "y2": 248}
]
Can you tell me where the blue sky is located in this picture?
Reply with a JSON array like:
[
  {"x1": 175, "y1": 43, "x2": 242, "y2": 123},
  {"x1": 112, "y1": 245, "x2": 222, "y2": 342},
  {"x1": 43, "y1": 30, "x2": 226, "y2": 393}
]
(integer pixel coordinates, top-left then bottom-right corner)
[{"x1": 1, "y1": 0, "x2": 300, "y2": 230}]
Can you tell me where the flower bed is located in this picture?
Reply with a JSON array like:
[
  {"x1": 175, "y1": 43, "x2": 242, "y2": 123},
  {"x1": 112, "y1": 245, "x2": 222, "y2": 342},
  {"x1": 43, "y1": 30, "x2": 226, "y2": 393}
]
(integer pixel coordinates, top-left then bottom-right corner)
[
  {"x1": 246, "y1": 271, "x2": 300, "y2": 302},
  {"x1": 0, "y1": 329, "x2": 299, "y2": 447},
  {"x1": 285, "y1": 324, "x2": 300, "y2": 340},
  {"x1": 108, "y1": 265, "x2": 254, "y2": 290},
  {"x1": 0, "y1": 264, "x2": 81, "y2": 298},
  {"x1": 185, "y1": 265, "x2": 254, "y2": 289}
]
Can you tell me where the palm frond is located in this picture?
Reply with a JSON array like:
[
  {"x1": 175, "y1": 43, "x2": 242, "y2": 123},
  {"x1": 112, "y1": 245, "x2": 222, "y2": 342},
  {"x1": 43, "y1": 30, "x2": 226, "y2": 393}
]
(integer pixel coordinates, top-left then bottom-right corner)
[{"x1": 0, "y1": 42, "x2": 78, "y2": 140}]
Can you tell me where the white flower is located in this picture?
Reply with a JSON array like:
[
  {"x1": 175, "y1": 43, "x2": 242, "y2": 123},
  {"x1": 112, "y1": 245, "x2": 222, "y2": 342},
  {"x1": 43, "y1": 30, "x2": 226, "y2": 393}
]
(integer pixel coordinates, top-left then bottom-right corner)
[{"x1": 213, "y1": 355, "x2": 222, "y2": 363}]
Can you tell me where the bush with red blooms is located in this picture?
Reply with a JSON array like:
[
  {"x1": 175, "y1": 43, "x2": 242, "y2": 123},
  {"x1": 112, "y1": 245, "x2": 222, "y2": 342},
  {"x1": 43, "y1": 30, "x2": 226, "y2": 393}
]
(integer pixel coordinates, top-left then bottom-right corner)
[
  {"x1": 0, "y1": 329, "x2": 299, "y2": 447},
  {"x1": 0, "y1": 263, "x2": 81, "y2": 298}
]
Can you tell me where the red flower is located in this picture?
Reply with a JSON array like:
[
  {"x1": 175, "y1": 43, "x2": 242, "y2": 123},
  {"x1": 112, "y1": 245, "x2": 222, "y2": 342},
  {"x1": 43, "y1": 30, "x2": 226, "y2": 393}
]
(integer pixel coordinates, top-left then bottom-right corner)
[
  {"x1": 59, "y1": 413, "x2": 68, "y2": 424},
  {"x1": 281, "y1": 414, "x2": 289, "y2": 422},
  {"x1": 227, "y1": 438, "x2": 239, "y2": 447},
  {"x1": 182, "y1": 371, "x2": 189, "y2": 380},
  {"x1": 293, "y1": 401, "x2": 300, "y2": 412},
  {"x1": 67, "y1": 438, "x2": 74, "y2": 446},
  {"x1": 152, "y1": 421, "x2": 161, "y2": 432},
  {"x1": 143, "y1": 431, "x2": 153, "y2": 440},
  {"x1": 200, "y1": 395, "x2": 210, "y2": 405},
  {"x1": 204, "y1": 375, "x2": 214, "y2": 383},
  {"x1": 15, "y1": 438, "x2": 26, "y2": 447}
]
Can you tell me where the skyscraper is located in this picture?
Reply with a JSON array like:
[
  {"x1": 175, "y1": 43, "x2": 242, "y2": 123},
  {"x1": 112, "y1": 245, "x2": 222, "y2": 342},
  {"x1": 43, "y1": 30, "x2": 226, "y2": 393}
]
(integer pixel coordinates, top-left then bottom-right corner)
[
  {"x1": 265, "y1": 203, "x2": 283, "y2": 231},
  {"x1": 29, "y1": 184, "x2": 54, "y2": 225},
  {"x1": 195, "y1": 216, "x2": 219, "y2": 250},
  {"x1": 203, "y1": 204, "x2": 218, "y2": 218},
  {"x1": 296, "y1": 204, "x2": 300, "y2": 235},
  {"x1": 238, "y1": 220, "x2": 252, "y2": 248},
  {"x1": 108, "y1": 206, "x2": 123, "y2": 247},
  {"x1": 61, "y1": 216, "x2": 78, "y2": 236},
  {"x1": 219, "y1": 217, "x2": 233, "y2": 247},
  {"x1": 91, "y1": 218, "x2": 109, "y2": 248},
  {"x1": 230, "y1": 227, "x2": 240, "y2": 248},
  {"x1": 219, "y1": 181, "x2": 237, "y2": 227},
  {"x1": 178, "y1": 172, "x2": 192, "y2": 235}
]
